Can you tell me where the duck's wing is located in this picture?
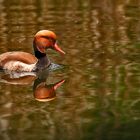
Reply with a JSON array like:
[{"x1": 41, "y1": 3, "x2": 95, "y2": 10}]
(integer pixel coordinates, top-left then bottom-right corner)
[{"x1": 0, "y1": 51, "x2": 38, "y2": 67}]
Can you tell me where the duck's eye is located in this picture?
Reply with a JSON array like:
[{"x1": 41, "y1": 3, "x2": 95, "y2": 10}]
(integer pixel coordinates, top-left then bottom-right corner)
[{"x1": 49, "y1": 38, "x2": 56, "y2": 45}]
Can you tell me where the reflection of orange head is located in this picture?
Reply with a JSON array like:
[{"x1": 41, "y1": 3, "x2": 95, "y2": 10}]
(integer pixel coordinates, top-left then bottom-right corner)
[
  {"x1": 34, "y1": 79, "x2": 65, "y2": 102},
  {"x1": 34, "y1": 83, "x2": 56, "y2": 102}
]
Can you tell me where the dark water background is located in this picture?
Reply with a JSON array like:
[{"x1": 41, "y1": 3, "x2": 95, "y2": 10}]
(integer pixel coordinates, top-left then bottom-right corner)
[{"x1": 0, "y1": 0, "x2": 140, "y2": 140}]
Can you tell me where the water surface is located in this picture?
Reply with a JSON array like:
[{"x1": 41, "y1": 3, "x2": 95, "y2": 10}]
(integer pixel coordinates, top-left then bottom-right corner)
[{"x1": 0, "y1": 0, "x2": 140, "y2": 140}]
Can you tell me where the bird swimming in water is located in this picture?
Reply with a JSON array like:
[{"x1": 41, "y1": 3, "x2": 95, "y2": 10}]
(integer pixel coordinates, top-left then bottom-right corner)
[{"x1": 0, "y1": 30, "x2": 65, "y2": 72}]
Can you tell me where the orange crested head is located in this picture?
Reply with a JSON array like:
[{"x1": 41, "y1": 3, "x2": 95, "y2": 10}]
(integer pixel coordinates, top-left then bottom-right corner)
[{"x1": 34, "y1": 30, "x2": 65, "y2": 54}]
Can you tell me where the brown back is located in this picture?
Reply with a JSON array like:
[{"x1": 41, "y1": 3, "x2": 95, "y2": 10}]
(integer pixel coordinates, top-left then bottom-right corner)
[{"x1": 0, "y1": 51, "x2": 38, "y2": 67}]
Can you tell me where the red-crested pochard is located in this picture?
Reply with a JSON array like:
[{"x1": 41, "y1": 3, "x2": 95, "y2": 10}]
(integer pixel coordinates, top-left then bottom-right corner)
[{"x1": 0, "y1": 30, "x2": 65, "y2": 72}]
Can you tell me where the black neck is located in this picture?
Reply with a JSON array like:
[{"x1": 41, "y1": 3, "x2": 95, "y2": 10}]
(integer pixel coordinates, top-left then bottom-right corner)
[
  {"x1": 33, "y1": 40, "x2": 46, "y2": 59},
  {"x1": 33, "y1": 40, "x2": 51, "y2": 70}
]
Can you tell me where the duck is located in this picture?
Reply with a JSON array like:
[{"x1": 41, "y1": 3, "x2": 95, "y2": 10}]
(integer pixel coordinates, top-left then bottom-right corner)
[{"x1": 0, "y1": 30, "x2": 65, "y2": 72}]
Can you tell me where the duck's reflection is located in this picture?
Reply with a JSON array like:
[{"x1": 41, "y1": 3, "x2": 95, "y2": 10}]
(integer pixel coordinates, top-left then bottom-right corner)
[
  {"x1": 33, "y1": 78, "x2": 65, "y2": 102},
  {"x1": 0, "y1": 67, "x2": 65, "y2": 102}
]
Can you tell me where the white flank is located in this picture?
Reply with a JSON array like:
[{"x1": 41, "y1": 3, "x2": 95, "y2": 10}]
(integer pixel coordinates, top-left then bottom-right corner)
[{"x1": 4, "y1": 61, "x2": 36, "y2": 72}]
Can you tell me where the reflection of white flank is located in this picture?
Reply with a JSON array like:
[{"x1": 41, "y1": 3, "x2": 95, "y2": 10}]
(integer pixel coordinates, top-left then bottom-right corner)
[
  {"x1": 0, "y1": 69, "x2": 36, "y2": 85},
  {"x1": 4, "y1": 70, "x2": 36, "y2": 79}
]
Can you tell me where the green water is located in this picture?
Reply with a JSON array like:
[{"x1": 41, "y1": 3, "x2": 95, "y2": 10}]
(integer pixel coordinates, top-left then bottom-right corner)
[{"x1": 0, "y1": 0, "x2": 140, "y2": 140}]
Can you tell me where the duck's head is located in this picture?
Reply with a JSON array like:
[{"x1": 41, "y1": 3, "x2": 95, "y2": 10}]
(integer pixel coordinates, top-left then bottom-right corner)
[{"x1": 33, "y1": 30, "x2": 65, "y2": 55}]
